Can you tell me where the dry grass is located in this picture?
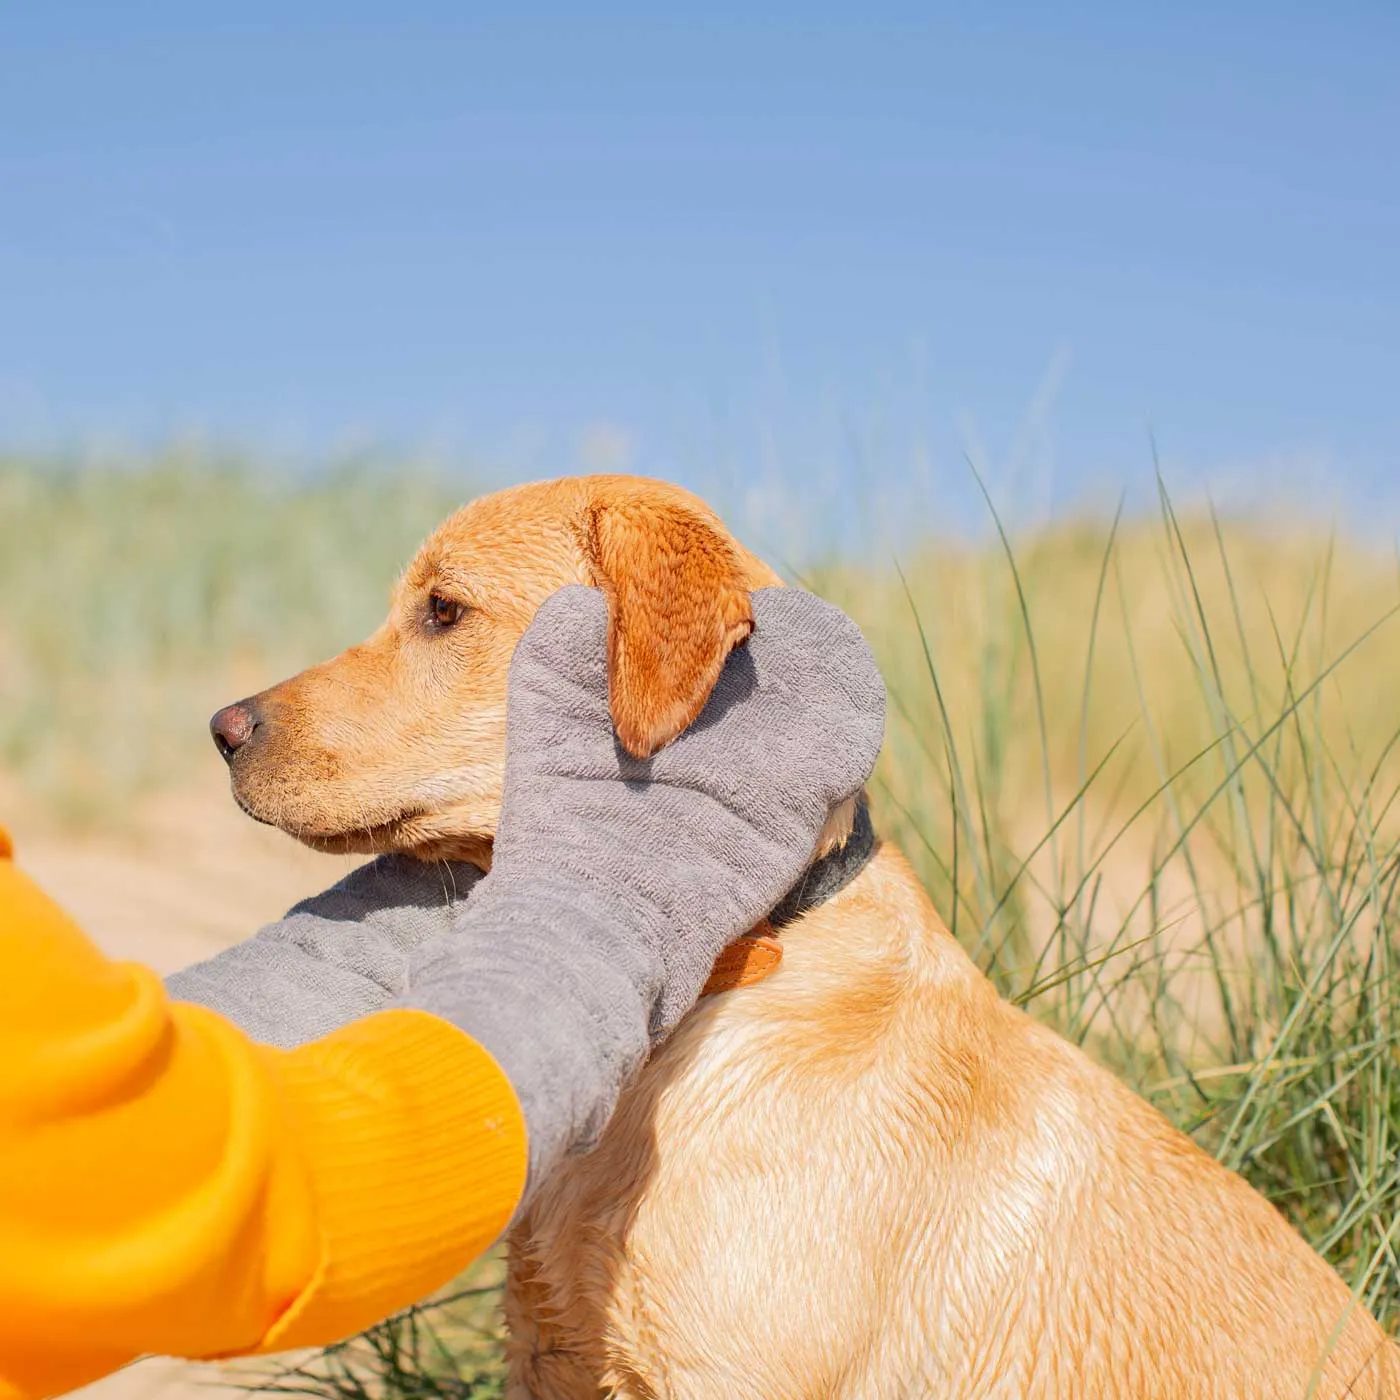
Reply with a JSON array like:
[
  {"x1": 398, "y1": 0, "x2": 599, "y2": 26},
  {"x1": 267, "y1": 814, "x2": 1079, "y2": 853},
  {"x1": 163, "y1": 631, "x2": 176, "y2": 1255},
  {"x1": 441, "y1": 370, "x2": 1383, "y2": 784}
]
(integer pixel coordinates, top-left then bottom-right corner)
[
  {"x1": 0, "y1": 448, "x2": 459, "y2": 819},
  {"x1": 5, "y1": 452, "x2": 1400, "y2": 1391}
]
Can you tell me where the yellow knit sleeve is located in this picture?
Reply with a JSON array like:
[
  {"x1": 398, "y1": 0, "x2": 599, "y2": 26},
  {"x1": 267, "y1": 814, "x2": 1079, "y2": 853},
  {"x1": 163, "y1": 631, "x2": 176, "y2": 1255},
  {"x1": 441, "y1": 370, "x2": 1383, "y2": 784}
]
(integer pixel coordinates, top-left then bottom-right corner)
[{"x1": 0, "y1": 826, "x2": 528, "y2": 1400}]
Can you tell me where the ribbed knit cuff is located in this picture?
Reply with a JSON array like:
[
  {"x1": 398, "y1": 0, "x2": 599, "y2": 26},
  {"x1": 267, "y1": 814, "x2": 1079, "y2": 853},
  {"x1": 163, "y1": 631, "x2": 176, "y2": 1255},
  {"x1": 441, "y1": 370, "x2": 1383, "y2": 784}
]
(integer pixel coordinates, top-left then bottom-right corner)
[{"x1": 256, "y1": 1008, "x2": 527, "y2": 1352}]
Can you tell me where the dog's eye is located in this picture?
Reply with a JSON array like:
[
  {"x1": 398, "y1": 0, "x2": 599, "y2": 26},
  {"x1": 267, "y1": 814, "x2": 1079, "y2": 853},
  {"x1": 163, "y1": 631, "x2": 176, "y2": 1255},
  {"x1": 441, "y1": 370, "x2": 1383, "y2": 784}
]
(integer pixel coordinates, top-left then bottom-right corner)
[{"x1": 428, "y1": 593, "x2": 466, "y2": 629}]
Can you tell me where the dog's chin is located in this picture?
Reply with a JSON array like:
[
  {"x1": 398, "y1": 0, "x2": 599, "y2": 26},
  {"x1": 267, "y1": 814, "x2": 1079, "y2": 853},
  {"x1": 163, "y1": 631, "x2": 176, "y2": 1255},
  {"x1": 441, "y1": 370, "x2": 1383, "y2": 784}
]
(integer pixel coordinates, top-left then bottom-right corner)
[
  {"x1": 305, "y1": 817, "x2": 495, "y2": 871},
  {"x1": 232, "y1": 784, "x2": 497, "y2": 870}
]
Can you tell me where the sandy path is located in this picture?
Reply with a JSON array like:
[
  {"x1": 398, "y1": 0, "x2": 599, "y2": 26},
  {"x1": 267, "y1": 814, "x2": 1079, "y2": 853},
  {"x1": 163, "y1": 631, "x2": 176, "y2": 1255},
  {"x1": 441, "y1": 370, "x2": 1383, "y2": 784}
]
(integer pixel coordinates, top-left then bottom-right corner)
[
  {"x1": 5, "y1": 780, "x2": 355, "y2": 1400},
  {"x1": 9, "y1": 785, "x2": 352, "y2": 971}
]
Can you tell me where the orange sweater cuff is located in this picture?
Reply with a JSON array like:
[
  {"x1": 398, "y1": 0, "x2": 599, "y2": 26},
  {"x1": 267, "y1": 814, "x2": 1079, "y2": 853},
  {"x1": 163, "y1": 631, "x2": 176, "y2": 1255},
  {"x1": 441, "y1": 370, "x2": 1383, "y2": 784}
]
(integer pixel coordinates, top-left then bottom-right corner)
[{"x1": 257, "y1": 1008, "x2": 528, "y2": 1353}]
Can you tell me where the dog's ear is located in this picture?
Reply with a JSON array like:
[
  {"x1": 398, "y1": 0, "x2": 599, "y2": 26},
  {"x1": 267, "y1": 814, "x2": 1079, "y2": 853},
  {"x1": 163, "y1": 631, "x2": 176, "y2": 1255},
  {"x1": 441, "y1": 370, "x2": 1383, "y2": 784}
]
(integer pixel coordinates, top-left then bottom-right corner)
[{"x1": 579, "y1": 488, "x2": 755, "y2": 758}]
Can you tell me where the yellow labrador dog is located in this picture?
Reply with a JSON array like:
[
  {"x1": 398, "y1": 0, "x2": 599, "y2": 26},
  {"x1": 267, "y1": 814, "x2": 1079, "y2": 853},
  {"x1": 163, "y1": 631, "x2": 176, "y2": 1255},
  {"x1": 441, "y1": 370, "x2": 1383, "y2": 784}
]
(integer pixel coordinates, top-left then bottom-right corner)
[{"x1": 218, "y1": 474, "x2": 1397, "y2": 1397}]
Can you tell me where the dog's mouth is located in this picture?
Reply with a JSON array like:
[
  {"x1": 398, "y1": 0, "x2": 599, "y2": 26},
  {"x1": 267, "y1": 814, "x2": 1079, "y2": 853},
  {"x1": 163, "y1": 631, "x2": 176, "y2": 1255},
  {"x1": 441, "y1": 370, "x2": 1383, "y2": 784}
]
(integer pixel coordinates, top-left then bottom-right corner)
[
  {"x1": 231, "y1": 785, "x2": 433, "y2": 855},
  {"x1": 231, "y1": 776, "x2": 495, "y2": 867}
]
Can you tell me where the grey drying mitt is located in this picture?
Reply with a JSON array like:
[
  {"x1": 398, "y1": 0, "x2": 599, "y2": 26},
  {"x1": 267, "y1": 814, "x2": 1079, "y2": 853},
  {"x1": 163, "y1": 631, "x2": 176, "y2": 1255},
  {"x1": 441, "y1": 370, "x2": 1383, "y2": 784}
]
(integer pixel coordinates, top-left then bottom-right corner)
[{"x1": 166, "y1": 855, "x2": 483, "y2": 1046}]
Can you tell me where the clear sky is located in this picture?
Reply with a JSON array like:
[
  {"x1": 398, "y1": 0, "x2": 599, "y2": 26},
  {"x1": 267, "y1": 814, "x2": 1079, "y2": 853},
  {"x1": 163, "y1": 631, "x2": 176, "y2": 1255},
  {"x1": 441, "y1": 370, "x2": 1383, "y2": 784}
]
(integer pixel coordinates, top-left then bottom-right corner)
[{"x1": 2, "y1": 3, "x2": 1397, "y2": 537}]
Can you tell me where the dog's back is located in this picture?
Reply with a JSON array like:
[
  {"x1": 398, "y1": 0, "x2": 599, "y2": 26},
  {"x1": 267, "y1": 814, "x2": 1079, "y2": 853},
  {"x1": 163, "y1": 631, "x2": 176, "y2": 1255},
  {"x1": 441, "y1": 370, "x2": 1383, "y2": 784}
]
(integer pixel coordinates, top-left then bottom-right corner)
[{"x1": 507, "y1": 842, "x2": 1398, "y2": 1398}]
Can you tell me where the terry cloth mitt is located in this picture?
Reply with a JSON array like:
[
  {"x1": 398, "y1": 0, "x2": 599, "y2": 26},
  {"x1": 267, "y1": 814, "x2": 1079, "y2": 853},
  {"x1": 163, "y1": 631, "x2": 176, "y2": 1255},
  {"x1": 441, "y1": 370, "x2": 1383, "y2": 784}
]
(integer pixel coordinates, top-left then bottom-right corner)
[
  {"x1": 166, "y1": 854, "x2": 483, "y2": 1046},
  {"x1": 400, "y1": 585, "x2": 885, "y2": 1187}
]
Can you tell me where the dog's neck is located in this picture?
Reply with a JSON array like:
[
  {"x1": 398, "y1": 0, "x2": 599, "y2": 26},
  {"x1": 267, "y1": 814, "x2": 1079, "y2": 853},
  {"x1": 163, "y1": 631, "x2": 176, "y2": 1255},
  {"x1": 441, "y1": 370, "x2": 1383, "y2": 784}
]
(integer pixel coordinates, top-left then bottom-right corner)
[
  {"x1": 446, "y1": 796, "x2": 877, "y2": 998},
  {"x1": 449, "y1": 792, "x2": 874, "y2": 886},
  {"x1": 770, "y1": 794, "x2": 876, "y2": 928},
  {"x1": 699, "y1": 795, "x2": 877, "y2": 996}
]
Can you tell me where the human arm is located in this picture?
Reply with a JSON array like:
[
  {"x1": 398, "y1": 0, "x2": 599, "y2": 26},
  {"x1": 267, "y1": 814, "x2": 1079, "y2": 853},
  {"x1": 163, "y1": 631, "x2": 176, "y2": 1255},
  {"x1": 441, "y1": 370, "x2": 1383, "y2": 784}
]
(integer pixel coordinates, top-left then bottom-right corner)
[{"x1": 0, "y1": 833, "x2": 526, "y2": 1400}]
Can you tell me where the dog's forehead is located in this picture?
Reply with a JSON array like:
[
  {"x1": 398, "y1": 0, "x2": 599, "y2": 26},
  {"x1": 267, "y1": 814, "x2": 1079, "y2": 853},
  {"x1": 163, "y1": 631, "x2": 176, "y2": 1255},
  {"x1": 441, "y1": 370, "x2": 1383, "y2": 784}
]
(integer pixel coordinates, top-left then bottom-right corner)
[
  {"x1": 402, "y1": 481, "x2": 592, "y2": 598},
  {"x1": 449, "y1": 483, "x2": 584, "y2": 551},
  {"x1": 400, "y1": 473, "x2": 763, "y2": 602}
]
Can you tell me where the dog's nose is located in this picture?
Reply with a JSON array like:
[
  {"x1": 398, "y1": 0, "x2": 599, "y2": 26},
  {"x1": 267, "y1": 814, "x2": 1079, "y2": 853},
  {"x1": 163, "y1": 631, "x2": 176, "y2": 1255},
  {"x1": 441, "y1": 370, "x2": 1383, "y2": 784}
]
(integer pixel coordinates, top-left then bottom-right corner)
[{"x1": 210, "y1": 701, "x2": 260, "y2": 763}]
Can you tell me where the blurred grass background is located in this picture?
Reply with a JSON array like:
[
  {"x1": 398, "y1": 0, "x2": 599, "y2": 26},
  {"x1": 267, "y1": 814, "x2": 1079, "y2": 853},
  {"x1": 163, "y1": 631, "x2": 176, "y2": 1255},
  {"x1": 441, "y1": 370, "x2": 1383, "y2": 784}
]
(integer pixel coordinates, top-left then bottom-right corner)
[
  {"x1": 0, "y1": 449, "x2": 460, "y2": 818},
  {"x1": 5, "y1": 451, "x2": 1400, "y2": 1391}
]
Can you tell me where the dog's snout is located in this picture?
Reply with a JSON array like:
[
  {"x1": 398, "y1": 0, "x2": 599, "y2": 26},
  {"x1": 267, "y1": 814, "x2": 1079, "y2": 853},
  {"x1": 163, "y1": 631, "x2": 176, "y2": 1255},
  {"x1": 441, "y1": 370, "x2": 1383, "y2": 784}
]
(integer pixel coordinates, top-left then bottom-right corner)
[{"x1": 210, "y1": 700, "x2": 261, "y2": 763}]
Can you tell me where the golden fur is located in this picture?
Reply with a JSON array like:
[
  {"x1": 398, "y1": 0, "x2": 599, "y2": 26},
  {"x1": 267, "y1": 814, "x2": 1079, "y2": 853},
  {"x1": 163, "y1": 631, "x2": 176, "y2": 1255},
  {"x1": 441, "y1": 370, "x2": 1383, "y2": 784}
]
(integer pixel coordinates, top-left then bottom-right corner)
[{"x1": 222, "y1": 474, "x2": 1398, "y2": 1397}]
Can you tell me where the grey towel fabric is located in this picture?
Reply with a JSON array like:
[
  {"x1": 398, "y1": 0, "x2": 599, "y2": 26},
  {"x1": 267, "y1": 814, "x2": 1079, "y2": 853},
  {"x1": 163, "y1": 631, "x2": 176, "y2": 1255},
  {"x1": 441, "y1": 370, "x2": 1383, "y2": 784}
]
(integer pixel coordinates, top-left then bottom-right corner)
[
  {"x1": 170, "y1": 585, "x2": 886, "y2": 1197},
  {"x1": 167, "y1": 855, "x2": 484, "y2": 1047}
]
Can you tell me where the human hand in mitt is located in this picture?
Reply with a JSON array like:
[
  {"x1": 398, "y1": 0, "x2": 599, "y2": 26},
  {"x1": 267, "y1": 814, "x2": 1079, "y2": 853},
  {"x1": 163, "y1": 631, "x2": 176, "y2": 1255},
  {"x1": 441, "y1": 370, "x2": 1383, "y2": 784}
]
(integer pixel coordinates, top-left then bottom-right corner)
[{"x1": 403, "y1": 584, "x2": 885, "y2": 1187}]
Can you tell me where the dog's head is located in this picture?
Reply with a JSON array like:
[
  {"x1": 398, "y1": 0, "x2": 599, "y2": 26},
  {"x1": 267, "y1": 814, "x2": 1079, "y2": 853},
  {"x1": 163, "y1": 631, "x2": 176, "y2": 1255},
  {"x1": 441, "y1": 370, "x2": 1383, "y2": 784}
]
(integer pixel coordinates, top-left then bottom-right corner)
[{"x1": 211, "y1": 474, "x2": 780, "y2": 865}]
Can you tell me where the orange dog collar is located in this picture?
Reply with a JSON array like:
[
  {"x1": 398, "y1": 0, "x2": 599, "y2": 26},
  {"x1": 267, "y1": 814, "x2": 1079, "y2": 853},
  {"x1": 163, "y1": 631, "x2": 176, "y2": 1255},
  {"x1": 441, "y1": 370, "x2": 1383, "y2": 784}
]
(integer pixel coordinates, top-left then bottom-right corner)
[
  {"x1": 701, "y1": 921, "x2": 784, "y2": 995},
  {"x1": 699, "y1": 798, "x2": 875, "y2": 997}
]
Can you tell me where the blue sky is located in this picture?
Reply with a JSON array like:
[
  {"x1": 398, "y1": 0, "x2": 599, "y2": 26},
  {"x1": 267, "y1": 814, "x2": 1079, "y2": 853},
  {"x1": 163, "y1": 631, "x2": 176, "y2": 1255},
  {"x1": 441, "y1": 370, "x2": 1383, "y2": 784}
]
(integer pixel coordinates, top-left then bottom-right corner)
[{"x1": 2, "y1": 3, "x2": 1397, "y2": 537}]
